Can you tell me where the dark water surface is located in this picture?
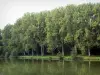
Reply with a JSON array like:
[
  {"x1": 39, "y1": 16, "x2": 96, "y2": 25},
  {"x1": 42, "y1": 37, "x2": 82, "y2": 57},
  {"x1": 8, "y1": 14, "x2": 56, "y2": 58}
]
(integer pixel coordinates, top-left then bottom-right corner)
[{"x1": 0, "y1": 59, "x2": 100, "y2": 75}]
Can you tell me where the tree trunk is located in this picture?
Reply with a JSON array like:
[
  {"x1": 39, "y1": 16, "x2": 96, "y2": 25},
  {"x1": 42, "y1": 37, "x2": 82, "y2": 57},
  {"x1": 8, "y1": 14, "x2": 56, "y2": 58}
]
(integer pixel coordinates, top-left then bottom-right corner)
[
  {"x1": 32, "y1": 49, "x2": 34, "y2": 56},
  {"x1": 36, "y1": 49, "x2": 38, "y2": 56},
  {"x1": 24, "y1": 51, "x2": 25, "y2": 56},
  {"x1": 41, "y1": 45, "x2": 43, "y2": 56},
  {"x1": 28, "y1": 51, "x2": 29, "y2": 56},
  {"x1": 52, "y1": 50, "x2": 54, "y2": 56},
  {"x1": 88, "y1": 48, "x2": 90, "y2": 56},
  {"x1": 62, "y1": 41, "x2": 64, "y2": 56},
  {"x1": 52, "y1": 48, "x2": 55, "y2": 56},
  {"x1": 43, "y1": 46, "x2": 44, "y2": 56},
  {"x1": 74, "y1": 45, "x2": 77, "y2": 55}
]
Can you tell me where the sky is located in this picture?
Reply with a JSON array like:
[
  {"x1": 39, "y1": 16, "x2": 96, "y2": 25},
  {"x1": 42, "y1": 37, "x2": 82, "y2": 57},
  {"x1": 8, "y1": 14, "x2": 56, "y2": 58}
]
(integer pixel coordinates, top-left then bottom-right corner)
[{"x1": 0, "y1": 0, "x2": 100, "y2": 29}]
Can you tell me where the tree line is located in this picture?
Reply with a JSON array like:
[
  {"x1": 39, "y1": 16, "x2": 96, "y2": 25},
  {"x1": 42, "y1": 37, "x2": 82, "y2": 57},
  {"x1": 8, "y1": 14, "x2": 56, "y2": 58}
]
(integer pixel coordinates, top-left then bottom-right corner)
[{"x1": 0, "y1": 3, "x2": 100, "y2": 57}]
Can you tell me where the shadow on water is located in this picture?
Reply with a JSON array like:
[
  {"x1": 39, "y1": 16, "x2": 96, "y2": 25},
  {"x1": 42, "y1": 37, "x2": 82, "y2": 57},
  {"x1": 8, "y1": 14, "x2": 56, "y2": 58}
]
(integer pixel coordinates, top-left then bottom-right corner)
[{"x1": 0, "y1": 59, "x2": 100, "y2": 75}]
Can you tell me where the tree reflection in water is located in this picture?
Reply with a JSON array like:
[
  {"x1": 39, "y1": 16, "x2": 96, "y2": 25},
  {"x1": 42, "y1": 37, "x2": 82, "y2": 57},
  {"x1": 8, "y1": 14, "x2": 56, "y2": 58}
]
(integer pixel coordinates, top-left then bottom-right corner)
[{"x1": 0, "y1": 59, "x2": 100, "y2": 75}]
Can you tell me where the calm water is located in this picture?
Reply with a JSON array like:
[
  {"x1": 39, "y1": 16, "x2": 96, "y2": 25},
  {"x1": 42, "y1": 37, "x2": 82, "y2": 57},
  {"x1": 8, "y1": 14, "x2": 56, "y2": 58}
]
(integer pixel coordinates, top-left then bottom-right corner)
[{"x1": 0, "y1": 59, "x2": 100, "y2": 75}]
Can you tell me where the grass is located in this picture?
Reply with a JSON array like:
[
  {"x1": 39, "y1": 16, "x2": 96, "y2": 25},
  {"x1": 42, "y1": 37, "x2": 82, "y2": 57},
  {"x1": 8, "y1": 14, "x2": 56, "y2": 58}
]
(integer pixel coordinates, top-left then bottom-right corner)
[
  {"x1": 18, "y1": 56, "x2": 72, "y2": 61},
  {"x1": 18, "y1": 55, "x2": 100, "y2": 61},
  {"x1": 82, "y1": 56, "x2": 100, "y2": 61}
]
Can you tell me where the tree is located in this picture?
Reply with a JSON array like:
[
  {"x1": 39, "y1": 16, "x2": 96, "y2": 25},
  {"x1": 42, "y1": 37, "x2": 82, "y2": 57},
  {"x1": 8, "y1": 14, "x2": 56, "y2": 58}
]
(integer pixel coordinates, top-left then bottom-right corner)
[
  {"x1": 2, "y1": 24, "x2": 13, "y2": 57},
  {"x1": 35, "y1": 12, "x2": 47, "y2": 56},
  {"x1": 0, "y1": 29, "x2": 3, "y2": 56},
  {"x1": 1, "y1": 3, "x2": 100, "y2": 57}
]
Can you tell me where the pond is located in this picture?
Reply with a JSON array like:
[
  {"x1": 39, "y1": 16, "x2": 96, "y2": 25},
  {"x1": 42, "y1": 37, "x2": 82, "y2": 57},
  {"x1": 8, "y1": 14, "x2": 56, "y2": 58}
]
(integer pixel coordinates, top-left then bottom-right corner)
[{"x1": 0, "y1": 59, "x2": 100, "y2": 75}]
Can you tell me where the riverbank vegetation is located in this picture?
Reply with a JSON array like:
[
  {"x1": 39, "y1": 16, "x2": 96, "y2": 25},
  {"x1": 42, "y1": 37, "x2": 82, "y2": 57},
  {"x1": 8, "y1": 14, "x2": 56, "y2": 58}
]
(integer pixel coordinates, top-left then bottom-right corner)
[
  {"x1": 0, "y1": 3, "x2": 100, "y2": 58},
  {"x1": 18, "y1": 56, "x2": 100, "y2": 61}
]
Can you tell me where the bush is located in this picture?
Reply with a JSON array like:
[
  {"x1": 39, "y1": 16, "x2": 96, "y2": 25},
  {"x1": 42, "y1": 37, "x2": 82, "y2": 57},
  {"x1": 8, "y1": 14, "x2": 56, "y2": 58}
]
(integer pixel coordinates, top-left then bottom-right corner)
[
  {"x1": 57, "y1": 51, "x2": 64, "y2": 60},
  {"x1": 59, "y1": 56, "x2": 64, "y2": 60},
  {"x1": 49, "y1": 57, "x2": 52, "y2": 61},
  {"x1": 71, "y1": 50, "x2": 77, "y2": 59}
]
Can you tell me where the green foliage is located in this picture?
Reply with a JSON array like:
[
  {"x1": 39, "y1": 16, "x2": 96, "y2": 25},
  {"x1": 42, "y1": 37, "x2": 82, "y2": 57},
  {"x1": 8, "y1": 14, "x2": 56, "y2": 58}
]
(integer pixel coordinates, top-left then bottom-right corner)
[{"x1": 1, "y1": 3, "x2": 100, "y2": 57}]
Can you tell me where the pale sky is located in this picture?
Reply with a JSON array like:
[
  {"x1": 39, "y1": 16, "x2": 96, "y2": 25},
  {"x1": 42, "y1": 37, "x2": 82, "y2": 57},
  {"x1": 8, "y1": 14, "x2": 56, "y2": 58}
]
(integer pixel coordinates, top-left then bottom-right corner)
[{"x1": 0, "y1": 0, "x2": 100, "y2": 29}]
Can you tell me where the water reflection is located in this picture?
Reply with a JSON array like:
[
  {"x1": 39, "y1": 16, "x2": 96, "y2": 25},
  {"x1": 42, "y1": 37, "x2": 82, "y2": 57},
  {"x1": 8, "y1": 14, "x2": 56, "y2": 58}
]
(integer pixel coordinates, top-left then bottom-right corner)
[{"x1": 0, "y1": 59, "x2": 100, "y2": 75}]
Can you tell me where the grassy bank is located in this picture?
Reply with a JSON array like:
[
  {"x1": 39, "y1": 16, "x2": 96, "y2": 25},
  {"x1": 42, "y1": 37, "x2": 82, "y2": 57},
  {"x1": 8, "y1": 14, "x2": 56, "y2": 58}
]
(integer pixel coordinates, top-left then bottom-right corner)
[
  {"x1": 82, "y1": 56, "x2": 100, "y2": 61},
  {"x1": 18, "y1": 56, "x2": 100, "y2": 61},
  {"x1": 18, "y1": 56, "x2": 72, "y2": 61}
]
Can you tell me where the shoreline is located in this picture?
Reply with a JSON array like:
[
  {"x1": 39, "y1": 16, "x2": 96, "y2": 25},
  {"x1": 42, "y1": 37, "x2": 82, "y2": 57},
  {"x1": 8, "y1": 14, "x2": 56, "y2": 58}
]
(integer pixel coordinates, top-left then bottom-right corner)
[{"x1": 18, "y1": 56, "x2": 100, "y2": 61}]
